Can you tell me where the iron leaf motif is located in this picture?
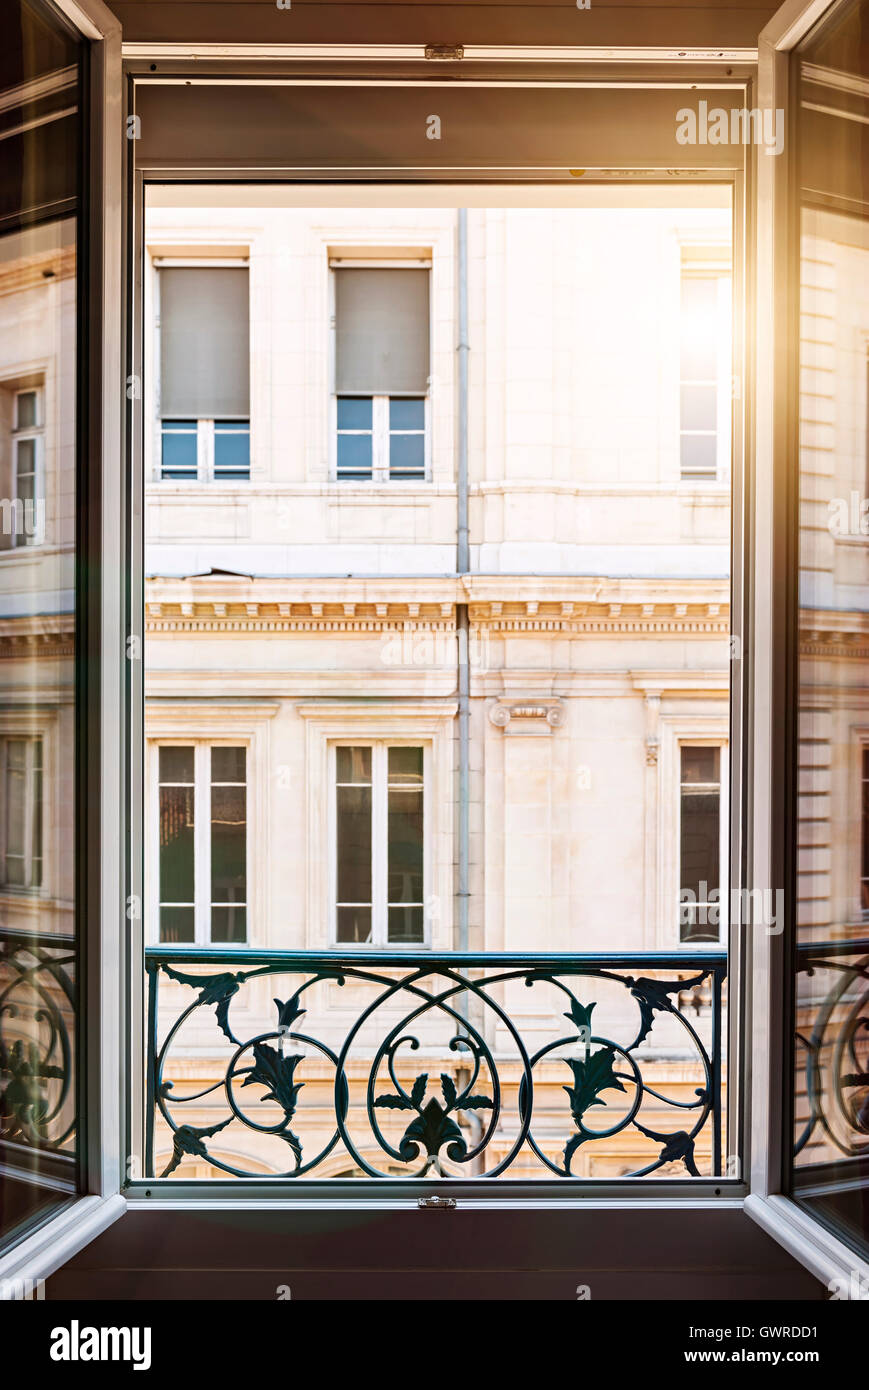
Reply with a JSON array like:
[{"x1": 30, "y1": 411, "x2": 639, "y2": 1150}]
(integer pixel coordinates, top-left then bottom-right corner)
[
  {"x1": 241, "y1": 1042, "x2": 305, "y2": 1164},
  {"x1": 374, "y1": 1069, "x2": 493, "y2": 1167},
  {"x1": 562, "y1": 1046, "x2": 626, "y2": 1173},
  {"x1": 162, "y1": 965, "x2": 245, "y2": 1044},
  {"x1": 160, "y1": 1117, "x2": 233, "y2": 1178}
]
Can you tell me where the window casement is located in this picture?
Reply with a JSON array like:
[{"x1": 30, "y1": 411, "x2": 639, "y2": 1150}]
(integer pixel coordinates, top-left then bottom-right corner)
[
  {"x1": 679, "y1": 256, "x2": 732, "y2": 482},
  {"x1": 9, "y1": 386, "x2": 44, "y2": 547},
  {"x1": 154, "y1": 742, "x2": 248, "y2": 945},
  {"x1": 0, "y1": 735, "x2": 43, "y2": 890},
  {"x1": 861, "y1": 746, "x2": 869, "y2": 916},
  {"x1": 155, "y1": 261, "x2": 250, "y2": 482},
  {"x1": 332, "y1": 742, "x2": 426, "y2": 946},
  {"x1": 330, "y1": 260, "x2": 431, "y2": 483},
  {"x1": 678, "y1": 743, "x2": 727, "y2": 943}
]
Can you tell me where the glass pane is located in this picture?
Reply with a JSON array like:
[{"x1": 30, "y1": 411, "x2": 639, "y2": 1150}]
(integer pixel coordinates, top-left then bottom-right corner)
[
  {"x1": 388, "y1": 746, "x2": 423, "y2": 783},
  {"x1": 211, "y1": 905, "x2": 246, "y2": 943},
  {"x1": 337, "y1": 746, "x2": 371, "y2": 783},
  {"x1": 159, "y1": 906, "x2": 195, "y2": 944},
  {"x1": 681, "y1": 746, "x2": 720, "y2": 785},
  {"x1": 336, "y1": 785, "x2": 371, "y2": 906},
  {"x1": 389, "y1": 397, "x2": 424, "y2": 430},
  {"x1": 0, "y1": 0, "x2": 82, "y2": 1251},
  {"x1": 160, "y1": 746, "x2": 194, "y2": 782},
  {"x1": 388, "y1": 905, "x2": 424, "y2": 943},
  {"x1": 337, "y1": 396, "x2": 372, "y2": 429},
  {"x1": 211, "y1": 745, "x2": 245, "y2": 783},
  {"x1": 680, "y1": 434, "x2": 717, "y2": 476},
  {"x1": 15, "y1": 437, "x2": 36, "y2": 480},
  {"x1": 161, "y1": 426, "x2": 198, "y2": 479},
  {"x1": 336, "y1": 905, "x2": 371, "y2": 943},
  {"x1": 336, "y1": 432, "x2": 372, "y2": 478},
  {"x1": 214, "y1": 423, "x2": 250, "y2": 478},
  {"x1": 32, "y1": 747, "x2": 42, "y2": 889},
  {"x1": 5, "y1": 749, "x2": 25, "y2": 880},
  {"x1": 387, "y1": 784, "x2": 423, "y2": 905},
  {"x1": 15, "y1": 390, "x2": 37, "y2": 430},
  {"x1": 680, "y1": 384, "x2": 717, "y2": 433},
  {"x1": 159, "y1": 785, "x2": 195, "y2": 903},
  {"x1": 210, "y1": 785, "x2": 247, "y2": 917},
  {"x1": 791, "y1": 0, "x2": 869, "y2": 1258},
  {"x1": 389, "y1": 433, "x2": 425, "y2": 477},
  {"x1": 680, "y1": 276, "x2": 718, "y2": 378},
  {"x1": 680, "y1": 792, "x2": 720, "y2": 943}
]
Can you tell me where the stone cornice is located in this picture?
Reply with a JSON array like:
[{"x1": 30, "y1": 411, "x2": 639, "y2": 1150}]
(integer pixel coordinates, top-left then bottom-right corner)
[
  {"x1": 0, "y1": 614, "x2": 74, "y2": 659},
  {"x1": 145, "y1": 577, "x2": 732, "y2": 638},
  {"x1": 799, "y1": 612, "x2": 869, "y2": 660}
]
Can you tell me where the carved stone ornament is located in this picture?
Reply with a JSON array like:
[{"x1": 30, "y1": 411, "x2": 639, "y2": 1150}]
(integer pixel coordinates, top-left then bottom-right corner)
[{"x1": 488, "y1": 698, "x2": 565, "y2": 736}]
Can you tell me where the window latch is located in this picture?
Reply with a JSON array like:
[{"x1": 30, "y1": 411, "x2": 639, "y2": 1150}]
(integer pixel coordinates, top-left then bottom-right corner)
[{"x1": 418, "y1": 1195, "x2": 456, "y2": 1209}]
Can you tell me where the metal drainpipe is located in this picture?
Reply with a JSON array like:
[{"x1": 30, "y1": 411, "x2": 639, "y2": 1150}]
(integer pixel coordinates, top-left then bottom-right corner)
[{"x1": 456, "y1": 207, "x2": 470, "y2": 958}]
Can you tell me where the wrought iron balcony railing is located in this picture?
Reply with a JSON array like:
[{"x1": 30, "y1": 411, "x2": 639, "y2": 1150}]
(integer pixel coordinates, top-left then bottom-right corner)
[
  {"x1": 0, "y1": 927, "x2": 77, "y2": 1170},
  {"x1": 145, "y1": 948, "x2": 727, "y2": 1181},
  {"x1": 794, "y1": 936, "x2": 869, "y2": 1161}
]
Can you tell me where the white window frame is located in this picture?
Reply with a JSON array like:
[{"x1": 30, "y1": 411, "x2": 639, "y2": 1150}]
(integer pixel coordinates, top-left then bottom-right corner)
[
  {"x1": 10, "y1": 386, "x2": 45, "y2": 547},
  {"x1": 151, "y1": 255, "x2": 252, "y2": 484},
  {"x1": 148, "y1": 738, "x2": 250, "y2": 947},
  {"x1": 0, "y1": 734, "x2": 44, "y2": 891},
  {"x1": 328, "y1": 257, "x2": 432, "y2": 484},
  {"x1": 652, "y1": 710, "x2": 730, "y2": 951},
  {"x1": 334, "y1": 393, "x2": 429, "y2": 483},
  {"x1": 158, "y1": 415, "x2": 251, "y2": 483},
  {"x1": 679, "y1": 263, "x2": 733, "y2": 484},
  {"x1": 298, "y1": 701, "x2": 455, "y2": 952},
  {"x1": 677, "y1": 739, "x2": 729, "y2": 945},
  {"x1": 330, "y1": 739, "x2": 429, "y2": 948}
]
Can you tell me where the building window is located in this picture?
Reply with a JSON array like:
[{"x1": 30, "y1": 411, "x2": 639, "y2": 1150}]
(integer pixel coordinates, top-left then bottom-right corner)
[
  {"x1": 333, "y1": 263, "x2": 430, "y2": 482},
  {"x1": 679, "y1": 266, "x2": 731, "y2": 480},
  {"x1": 157, "y1": 743, "x2": 247, "y2": 943},
  {"x1": 157, "y1": 264, "x2": 250, "y2": 481},
  {"x1": 336, "y1": 396, "x2": 426, "y2": 481},
  {"x1": 0, "y1": 737, "x2": 43, "y2": 889},
  {"x1": 679, "y1": 745, "x2": 722, "y2": 943},
  {"x1": 334, "y1": 743, "x2": 425, "y2": 945},
  {"x1": 861, "y1": 747, "x2": 869, "y2": 915},
  {"x1": 9, "y1": 387, "x2": 44, "y2": 546}
]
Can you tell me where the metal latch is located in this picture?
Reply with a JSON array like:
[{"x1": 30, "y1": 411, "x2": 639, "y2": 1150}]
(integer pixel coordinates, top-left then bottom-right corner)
[
  {"x1": 424, "y1": 45, "x2": 464, "y2": 61},
  {"x1": 418, "y1": 1195, "x2": 456, "y2": 1209}
]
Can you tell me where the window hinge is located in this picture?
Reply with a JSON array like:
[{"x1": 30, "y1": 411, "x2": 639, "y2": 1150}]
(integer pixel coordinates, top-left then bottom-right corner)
[{"x1": 418, "y1": 1195, "x2": 456, "y2": 1209}]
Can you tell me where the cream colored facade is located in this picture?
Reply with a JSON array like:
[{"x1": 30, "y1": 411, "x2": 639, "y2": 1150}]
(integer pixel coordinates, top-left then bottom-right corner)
[{"x1": 139, "y1": 199, "x2": 738, "y2": 1180}]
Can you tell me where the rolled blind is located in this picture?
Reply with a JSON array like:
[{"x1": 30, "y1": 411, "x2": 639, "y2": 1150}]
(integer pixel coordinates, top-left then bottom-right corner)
[
  {"x1": 160, "y1": 266, "x2": 250, "y2": 418},
  {"x1": 335, "y1": 267, "x2": 429, "y2": 395}
]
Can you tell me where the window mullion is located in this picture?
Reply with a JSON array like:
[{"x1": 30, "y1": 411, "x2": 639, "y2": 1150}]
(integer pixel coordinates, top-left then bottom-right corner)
[
  {"x1": 374, "y1": 396, "x2": 388, "y2": 482},
  {"x1": 198, "y1": 420, "x2": 212, "y2": 483},
  {"x1": 195, "y1": 744, "x2": 211, "y2": 945}
]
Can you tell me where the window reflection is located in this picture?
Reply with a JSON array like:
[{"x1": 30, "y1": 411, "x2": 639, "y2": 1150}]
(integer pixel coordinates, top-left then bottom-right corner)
[
  {"x1": 792, "y1": 0, "x2": 869, "y2": 1260},
  {"x1": 0, "y1": 0, "x2": 81, "y2": 1254}
]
